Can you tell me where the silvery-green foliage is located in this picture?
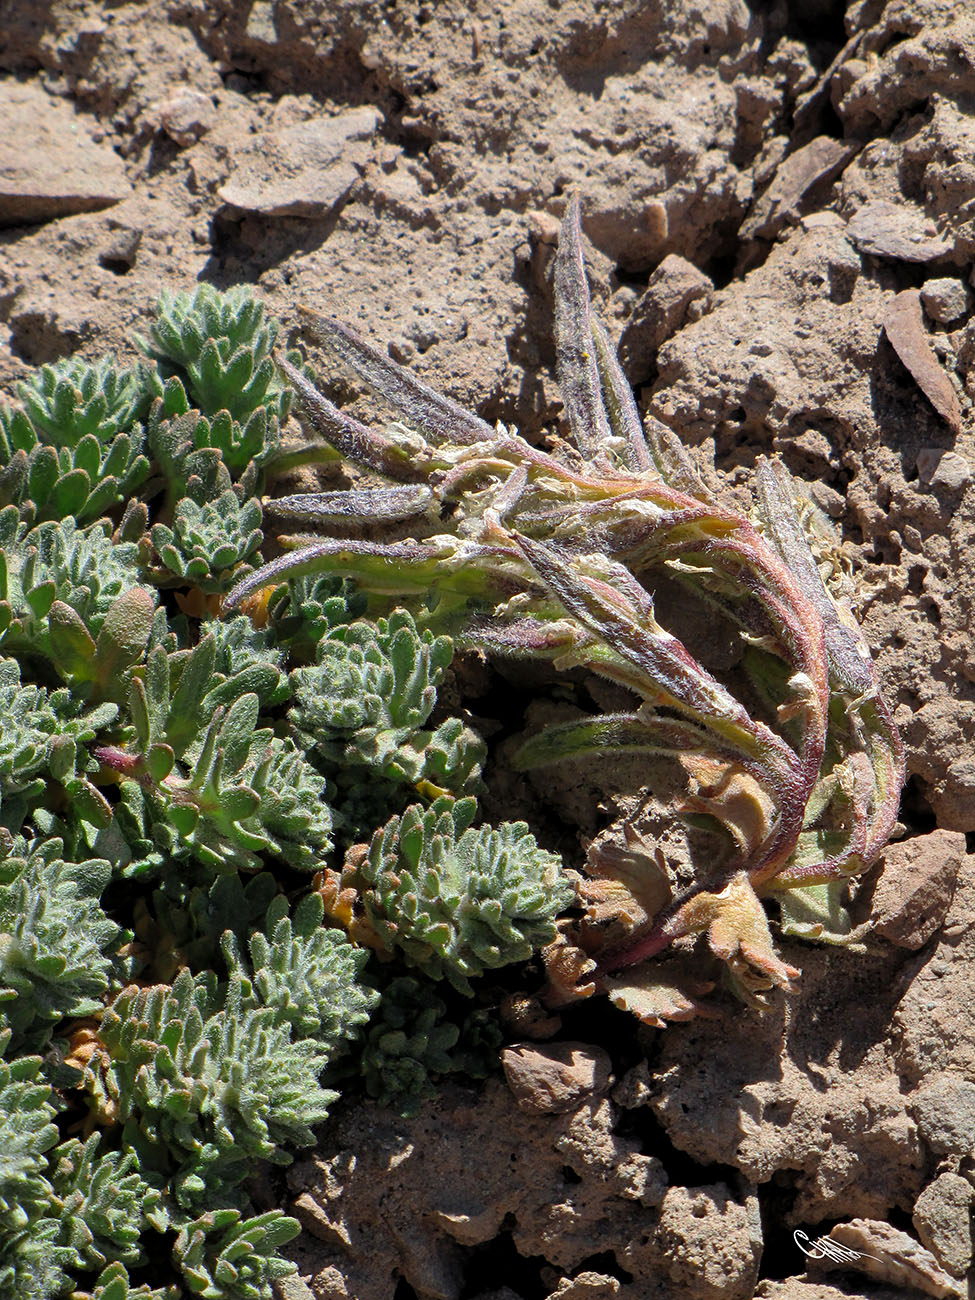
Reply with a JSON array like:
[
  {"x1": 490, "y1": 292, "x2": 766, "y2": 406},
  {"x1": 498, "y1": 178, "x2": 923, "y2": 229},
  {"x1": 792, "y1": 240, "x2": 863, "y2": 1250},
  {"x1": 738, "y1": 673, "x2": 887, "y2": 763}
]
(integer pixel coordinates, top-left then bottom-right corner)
[
  {"x1": 289, "y1": 608, "x2": 485, "y2": 793},
  {"x1": 149, "y1": 871, "x2": 281, "y2": 973},
  {"x1": 127, "y1": 634, "x2": 281, "y2": 761},
  {"x1": 359, "y1": 797, "x2": 572, "y2": 993},
  {"x1": 2, "y1": 356, "x2": 153, "y2": 529},
  {"x1": 147, "y1": 490, "x2": 263, "y2": 593},
  {"x1": 119, "y1": 692, "x2": 333, "y2": 874},
  {"x1": 17, "y1": 357, "x2": 154, "y2": 449},
  {"x1": 205, "y1": 615, "x2": 289, "y2": 707},
  {"x1": 0, "y1": 837, "x2": 119, "y2": 1049},
  {"x1": 73, "y1": 1261, "x2": 178, "y2": 1300},
  {"x1": 0, "y1": 1030, "x2": 59, "y2": 1234},
  {"x1": 0, "y1": 404, "x2": 37, "y2": 466},
  {"x1": 173, "y1": 1208, "x2": 300, "y2": 1300},
  {"x1": 97, "y1": 969, "x2": 335, "y2": 1209},
  {"x1": 144, "y1": 284, "x2": 293, "y2": 427},
  {"x1": 0, "y1": 400, "x2": 150, "y2": 527},
  {"x1": 0, "y1": 514, "x2": 147, "y2": 662},
  {"x1": 223, "y1": 892, "x2": 378, "y2": 1046},
  {"x1": 43, "y1": 1134, "x2": 165, "y2": 1272},
  {"x1": 144, "y1": 378, "x2": 235, "y2": 504},
  {"x1": 359, "y1": 976, "x2": 459, "y2": 1116},
  {"x1": 268, "y1": 572, "x2": 367, "y2": 656},
  {"x1": 103, "y1": 636, "x2": 327, "y2": 876},
  {"x1": 0, "y1": 658, "x2": 117, "y2": 830},
  {"x1": 0, "y1": 1217, "x2": 77, "y2": 1300},
  {"x1": 0, "y1": 1133, "x2": 166, "y2": 1300}
]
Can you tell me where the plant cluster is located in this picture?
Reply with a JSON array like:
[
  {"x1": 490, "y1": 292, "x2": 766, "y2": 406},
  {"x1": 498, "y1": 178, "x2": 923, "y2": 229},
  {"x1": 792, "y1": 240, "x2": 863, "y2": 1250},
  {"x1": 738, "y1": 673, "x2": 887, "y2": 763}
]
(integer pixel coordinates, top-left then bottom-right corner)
[
  {"x1": 1, "y1": 200, "x2": 903, "y2": 1293},
  {"x1": 227, "y1": 197, "x2": 904, "y2": 1023},
  {"x1": 0, "y1": 285, "x2": 570, "y2": 1297}
]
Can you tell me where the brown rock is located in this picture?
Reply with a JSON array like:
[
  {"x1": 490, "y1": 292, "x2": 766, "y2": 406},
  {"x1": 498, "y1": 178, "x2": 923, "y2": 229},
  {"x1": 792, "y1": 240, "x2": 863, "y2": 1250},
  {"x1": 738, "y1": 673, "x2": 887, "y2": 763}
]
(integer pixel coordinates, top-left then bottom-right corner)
[
  {"x1": 910, "y1": 1073, "x2": 975, "y2": 1157},
  {"x1": 647, "y1": 1183, "x2": 761, "y2": 1300},
  {"x1": 803, "y1": 1218, "x2": 964, "y2": 1300},
  {"x1": 502, "y1": 1042, "x2": 612, "y2": 1114},
  {"x1": 913, "y1": 1171, "x2": 974, "y2": 1279},
  {"x1": 847, "y1": 201, "x2": 953, "y2": 263},
  {"x1": 288, "y1": 1077, "x2": 675, "y2": 1299},
  {"x1": 757, "y1": 1284, "x2": 905, "y2": 1300},
  {"x1": 882, "y1": 289, "x2": 963, "y2": 433},
  {"x1": 618, "y1": 254, "x2": 714, "y2": 383},
  {"x1": 868, "y1": 830, "x2": 965, "y2": 948},
  {"x1": 894, "y1": 852, "x2": 975, "y2": 1081},
  {"x1": 742, "y1": 137, "x2": 856, "y2": 242},
  {"x1": 0, "y1": 83, "x2": 131, "y2": 226},
  {"x1": 219, "y1": 107, "x2": 380, "y2": 217}
]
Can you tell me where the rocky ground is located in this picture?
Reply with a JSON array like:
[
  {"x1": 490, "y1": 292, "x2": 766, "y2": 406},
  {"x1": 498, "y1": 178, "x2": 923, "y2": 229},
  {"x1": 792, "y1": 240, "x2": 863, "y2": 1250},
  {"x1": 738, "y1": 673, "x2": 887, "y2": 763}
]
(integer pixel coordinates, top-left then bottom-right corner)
[{"x1": 3, "y1": 1, "x2": 975, "y2": 1298}]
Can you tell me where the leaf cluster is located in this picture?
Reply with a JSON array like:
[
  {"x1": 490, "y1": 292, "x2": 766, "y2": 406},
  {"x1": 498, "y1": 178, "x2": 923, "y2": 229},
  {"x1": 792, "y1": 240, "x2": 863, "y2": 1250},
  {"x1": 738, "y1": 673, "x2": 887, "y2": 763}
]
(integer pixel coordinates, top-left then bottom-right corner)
[
  {"x1": 1, "y1": 359, "x2": 154, "y2": 525},
  {"x1": 0, "y1": 275, "x2": 576, "y2": 1298},
  {"x1": 360, "y1": 975, "x2": 502, "y2": 1116},
  {"x1": 350, "y1": 796, "x2": 572, "y2": 994},
  {"x1": 290, "y1": 607, "x2": 485, "y2": 796}
]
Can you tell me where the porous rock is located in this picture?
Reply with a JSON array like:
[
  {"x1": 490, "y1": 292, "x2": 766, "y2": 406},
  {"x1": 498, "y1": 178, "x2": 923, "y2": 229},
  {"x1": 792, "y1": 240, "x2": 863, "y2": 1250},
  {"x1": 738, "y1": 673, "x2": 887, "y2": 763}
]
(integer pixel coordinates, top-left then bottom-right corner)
[
  {"x1": 546, "y1": 1274, "x2": 620, "y2": 1300},
  {"x1": 913, "y1": 1171, "x2": 974, "y2": 1279},
  {"x1": 649, "y1": 941, "x2": 924, "y2": 1223},
  {"x1": 867, "y1": 829, "x2": 964, "y2": 949},
  {"x1": 644, "y1": 1183, "x2": 761, "y2": 1300},
  {"x1": 501, "y1": 1041, "x2": 612, "y2": 1113},
  {"x1": 618, "y1": 254, "x2": 714, "y2": 384},
  {"x1": 289, "y1": 1079, "x2": 755, "y2": 1300},
  {"x1": 757, "y1": 1284, "x2": 905, "y2": 1300},
  {"x1": 895, "y1": 850, "x2": 975, "y2": 1081}
]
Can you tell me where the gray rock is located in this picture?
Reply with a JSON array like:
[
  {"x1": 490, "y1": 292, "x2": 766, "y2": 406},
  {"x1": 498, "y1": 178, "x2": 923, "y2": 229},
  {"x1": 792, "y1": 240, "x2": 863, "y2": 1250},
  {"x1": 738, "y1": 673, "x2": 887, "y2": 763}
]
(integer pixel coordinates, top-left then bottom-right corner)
[
  {"x1": 921, "y1": 278, "x2": 970, "y2": 324},
  {"x1": 916, "y1": 449, "x2": 972, "y2": 492},
  {"x1": 847, "y1": 200, "x2": 953, "y2": 263},
  {"x1": 153, "y1": 89, "x2": 218, "y2": 147}
]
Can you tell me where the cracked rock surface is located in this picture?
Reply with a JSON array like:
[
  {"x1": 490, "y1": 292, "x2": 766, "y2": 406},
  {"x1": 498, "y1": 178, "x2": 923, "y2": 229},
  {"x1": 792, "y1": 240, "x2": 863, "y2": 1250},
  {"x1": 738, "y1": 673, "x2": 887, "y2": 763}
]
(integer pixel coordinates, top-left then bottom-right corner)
[{"x1": 4, "y1": 1, "x2": 975, "y2": 1297}]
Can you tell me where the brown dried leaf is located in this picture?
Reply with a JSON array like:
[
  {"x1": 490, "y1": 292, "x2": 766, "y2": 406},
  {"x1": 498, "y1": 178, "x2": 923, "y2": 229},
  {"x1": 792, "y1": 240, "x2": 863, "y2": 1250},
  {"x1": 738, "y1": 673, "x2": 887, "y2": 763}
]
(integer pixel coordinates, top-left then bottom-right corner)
[
  {"x1": 314, "y1": 865, "x2": 389, "y2": 953},
  {"x1": 883, "y1": 288, "x2": 962, "y2": 433},
  {"x1": 680, "y1": 871, "x2": 801, "y2": 1007},
  {"x1": 540, "y1": 930, "x2": 598, "y2": 1007},
  {"x1": 680, "y1": 754, "x2": 776, "y2": 860},
  {"x1": 603, "y1": 961, "x2": 716, "y2": 1028},
  {"x1": 582, "y1": 824, "x2": 671, "y2": 927}
]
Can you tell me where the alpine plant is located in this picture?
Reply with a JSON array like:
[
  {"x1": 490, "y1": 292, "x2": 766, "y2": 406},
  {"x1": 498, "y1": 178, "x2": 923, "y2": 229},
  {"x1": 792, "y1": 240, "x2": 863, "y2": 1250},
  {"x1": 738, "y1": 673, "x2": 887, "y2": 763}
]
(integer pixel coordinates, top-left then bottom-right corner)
[{"x1": 226, "y1": 197, "x2": 904, "y2": 1023}]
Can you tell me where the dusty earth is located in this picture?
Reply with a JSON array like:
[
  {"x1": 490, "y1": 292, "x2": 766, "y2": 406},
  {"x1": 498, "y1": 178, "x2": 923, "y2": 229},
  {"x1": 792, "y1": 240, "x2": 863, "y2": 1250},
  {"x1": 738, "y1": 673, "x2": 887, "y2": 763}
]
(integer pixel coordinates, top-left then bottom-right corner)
[{"x1": 3, "y1": 1, "x2": 975, "y2": 1298}]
